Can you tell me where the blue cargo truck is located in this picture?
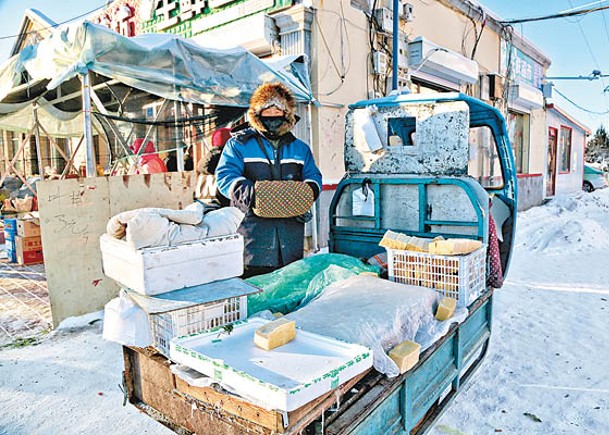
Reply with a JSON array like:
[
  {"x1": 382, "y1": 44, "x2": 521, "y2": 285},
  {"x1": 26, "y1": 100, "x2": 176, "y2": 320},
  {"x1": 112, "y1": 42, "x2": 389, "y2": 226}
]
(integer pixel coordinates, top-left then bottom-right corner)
[{"x1": 123, "y1": 92, "x2": 517, "y2": 434}]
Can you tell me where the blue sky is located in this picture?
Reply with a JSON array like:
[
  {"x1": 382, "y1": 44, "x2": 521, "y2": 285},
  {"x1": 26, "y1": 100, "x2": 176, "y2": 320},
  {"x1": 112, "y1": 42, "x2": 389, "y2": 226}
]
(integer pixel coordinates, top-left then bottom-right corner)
[
  {"x1": 0, "y1": 0, "x2": 106, "y2": 60},
  {"x1": 479, "y1": 0, "x2": 609, "y2": 133},
  {"x1": 0, "y1": 0, "x2": 607, "y2": 132}
]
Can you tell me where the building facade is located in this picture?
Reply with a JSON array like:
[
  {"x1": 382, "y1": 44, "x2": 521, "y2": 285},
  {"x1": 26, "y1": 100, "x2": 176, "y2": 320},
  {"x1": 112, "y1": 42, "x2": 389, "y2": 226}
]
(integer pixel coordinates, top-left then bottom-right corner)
[{"x1": 78, "y1": 0, "x2": 585, "y2": 237}]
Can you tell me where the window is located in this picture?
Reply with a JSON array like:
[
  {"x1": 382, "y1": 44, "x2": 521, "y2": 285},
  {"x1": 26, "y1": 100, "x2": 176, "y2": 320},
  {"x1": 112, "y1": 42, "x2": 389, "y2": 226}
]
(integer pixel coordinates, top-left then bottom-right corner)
[
  {"x1": 507, "y1": 111, "x2": 530, "y2": 174},
  {"x1": 468, "y1": 125, "x2": 504, "y2": 189},
  {"x1": 559, "y1": 126, "x2": 572, "y2": 173},
  {"x1": 387, "y1": 117, "x2": 416, "y2": 146}
]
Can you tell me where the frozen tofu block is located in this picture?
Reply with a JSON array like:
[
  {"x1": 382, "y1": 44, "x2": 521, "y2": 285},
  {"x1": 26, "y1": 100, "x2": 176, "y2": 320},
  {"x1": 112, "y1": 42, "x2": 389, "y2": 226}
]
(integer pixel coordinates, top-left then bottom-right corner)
[
  {"x1": 435, "y1": 297, "x2": 457, "y2": 321},
  {"x1": 254, "y1": 318, "x2": 296, "y2": 350},
  {"x1": 359, "y1": 271, "x2": 379, "y2": 277},
  {"x1": 389, "y1": 340, "x2": 421, "y2": 374},
  {"x1": 429, "y1": 239, "x2": 482, "y2": 256},
  {"x1": 379, "y1": 230, "x2": 433, "y2": 252}
]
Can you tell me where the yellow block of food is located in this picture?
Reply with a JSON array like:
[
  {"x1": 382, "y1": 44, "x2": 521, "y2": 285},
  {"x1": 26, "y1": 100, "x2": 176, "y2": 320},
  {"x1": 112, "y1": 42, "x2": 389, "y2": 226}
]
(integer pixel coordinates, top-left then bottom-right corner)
[
  {"x1": 389, "y1": 340, "x2": 421, "y2": 374},
  {"x1": 435, "y1": 297, "x2": 457, "y2": 321},
  {"x1": 429, "y1": 239, "x2": 482, "y2": 256},
  {"x1": 254, "y1": 318, "x2": 296, "y2": 350},
  {"x1": 272, "y1": 312, "x2": 284, "y2": 319},
  {"x1": 379, "y1": 230, "x2": 433, "y2": 252},
  {"x1": 359, "y1": 271, "x2": 379, "y2": 277}
]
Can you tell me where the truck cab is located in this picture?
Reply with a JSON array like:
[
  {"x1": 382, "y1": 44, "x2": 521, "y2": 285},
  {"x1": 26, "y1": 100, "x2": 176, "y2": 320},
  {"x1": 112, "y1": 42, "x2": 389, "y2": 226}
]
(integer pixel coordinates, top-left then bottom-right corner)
[
  {"x1": 324, "y1": 92, "x2": 517, "y2": 433},
  {"x1": 331, "y1": 92, "x2": 516, "y2": 283}
]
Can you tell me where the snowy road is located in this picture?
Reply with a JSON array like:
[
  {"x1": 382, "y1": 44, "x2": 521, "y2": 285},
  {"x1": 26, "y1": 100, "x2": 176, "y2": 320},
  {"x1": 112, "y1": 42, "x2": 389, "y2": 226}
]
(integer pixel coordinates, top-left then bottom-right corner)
[{"x1": 1, "y1": 189, "x2": 608, "y2": 434}]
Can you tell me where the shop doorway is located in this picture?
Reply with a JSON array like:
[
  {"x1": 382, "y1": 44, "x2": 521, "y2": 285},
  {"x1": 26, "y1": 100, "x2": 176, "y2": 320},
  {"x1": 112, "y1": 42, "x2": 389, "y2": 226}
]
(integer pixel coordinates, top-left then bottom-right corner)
[{"x1": 547, "y1": 127, "x2": 558, "y2": 196}]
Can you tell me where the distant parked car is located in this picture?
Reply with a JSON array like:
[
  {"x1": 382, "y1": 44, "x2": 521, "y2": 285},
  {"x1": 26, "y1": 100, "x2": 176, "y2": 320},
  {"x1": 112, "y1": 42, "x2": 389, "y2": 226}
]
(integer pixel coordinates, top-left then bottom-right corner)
[{"x1": 583, "y1": 165, "x2": 608, "y2": 192}]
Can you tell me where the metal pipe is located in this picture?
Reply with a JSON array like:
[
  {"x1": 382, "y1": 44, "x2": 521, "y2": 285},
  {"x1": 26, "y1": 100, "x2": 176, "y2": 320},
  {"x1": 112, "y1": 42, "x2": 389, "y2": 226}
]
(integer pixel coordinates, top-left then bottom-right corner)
[
  {"x1": 32, "y1": 105, "x2": 45, "y2": 178},
  {"x1": 392, "y1": 0, "x2": 400, "y2": 91},
  {"x1": 81, "y1": 73, "x2": 96, "y2": 177},
  {"x1": 307, "y1": 102, "x2": 319, "y2": 252},
  {"x1": 175, "y1": 100, "x2": 184, "y2": 171}
]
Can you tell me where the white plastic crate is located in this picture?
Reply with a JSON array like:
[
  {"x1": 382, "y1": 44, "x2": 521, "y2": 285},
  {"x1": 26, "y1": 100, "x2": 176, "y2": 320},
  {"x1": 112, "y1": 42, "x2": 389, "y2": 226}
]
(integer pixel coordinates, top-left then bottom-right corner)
[
  {"x1": 124, "y1": 278, "x2": 260, "y2": 359},
  {"x1": 151, "y1": 296, "x2": 247, "y2": 358},
  {"x1": 387, "y1": 245, "x2": 487, "y2": 307}
]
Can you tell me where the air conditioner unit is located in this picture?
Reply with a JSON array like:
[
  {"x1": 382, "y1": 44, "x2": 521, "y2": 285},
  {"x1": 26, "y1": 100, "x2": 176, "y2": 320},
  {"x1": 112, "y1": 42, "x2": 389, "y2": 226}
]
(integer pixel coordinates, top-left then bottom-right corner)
[
  {"x1": 407, "y1": 37, "x2": 479, "y2": 85},
  {"x1": 192, "y1": 13, "x2": 277, "y2": 56},
  {"x1": 488, "y1": 74, "x2": 503, "y2": 100},
  {"x1": 508, "y1": 82, "x2": 544, "y2": 110}
]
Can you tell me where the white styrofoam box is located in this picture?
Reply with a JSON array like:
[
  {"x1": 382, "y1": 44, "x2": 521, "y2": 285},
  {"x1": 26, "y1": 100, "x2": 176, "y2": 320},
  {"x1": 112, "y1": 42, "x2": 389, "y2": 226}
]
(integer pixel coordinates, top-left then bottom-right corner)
[
  {"x1": 170, "y1": 318, "x2": 373, "y2": 412},
  {"x1": 100, "y1": 233, "x2": 244, "y2": 296}
]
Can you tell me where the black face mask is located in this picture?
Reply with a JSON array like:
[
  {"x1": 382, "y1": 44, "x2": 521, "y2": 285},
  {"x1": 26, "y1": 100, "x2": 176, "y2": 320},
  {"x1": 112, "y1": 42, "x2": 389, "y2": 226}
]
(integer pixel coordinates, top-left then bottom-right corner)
[{"x1": 260, "y1": 116, "x2": 286, "y2": 137}]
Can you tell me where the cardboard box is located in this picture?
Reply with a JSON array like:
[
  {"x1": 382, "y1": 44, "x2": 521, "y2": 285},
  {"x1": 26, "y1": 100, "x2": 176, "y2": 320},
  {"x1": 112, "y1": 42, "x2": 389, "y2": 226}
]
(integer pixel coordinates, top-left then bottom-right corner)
[
  {"x1": 15, "y1": 236, "x2": 44, "y2": 265},
  {"x1": 16, "y1": 219, "x2": 41, "y2": 237}
]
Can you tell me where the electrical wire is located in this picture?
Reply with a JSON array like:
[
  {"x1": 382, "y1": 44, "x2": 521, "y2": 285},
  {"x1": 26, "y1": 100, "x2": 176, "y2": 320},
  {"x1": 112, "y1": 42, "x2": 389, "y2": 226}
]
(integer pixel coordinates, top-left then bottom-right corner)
[
  {"x1": 554, "y1": 87, "x2": 609, "y2": 114},
  {"x1": 0, "y1": 2, "x2": 109, "y2": 41},
  {"x1": 498, "y1": 4, "x2": 609, "y2": 24},
  {"x1": 567, "y1": 0, "x2": 609, "y2": 112}
]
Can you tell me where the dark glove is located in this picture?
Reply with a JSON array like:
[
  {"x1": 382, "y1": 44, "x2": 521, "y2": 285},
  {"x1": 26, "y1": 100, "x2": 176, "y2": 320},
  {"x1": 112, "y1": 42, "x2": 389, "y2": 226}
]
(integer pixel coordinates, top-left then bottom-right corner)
[{"x1": 295, "y1": 210, "x2": 313, "y2": 223}]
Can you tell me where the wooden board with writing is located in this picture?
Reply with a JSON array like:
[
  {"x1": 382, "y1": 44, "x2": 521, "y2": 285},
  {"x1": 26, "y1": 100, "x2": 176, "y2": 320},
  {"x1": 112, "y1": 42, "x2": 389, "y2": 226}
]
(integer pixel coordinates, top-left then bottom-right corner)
[{"x1": 38, "y1": 173, "x2": 196, "y2": 326}]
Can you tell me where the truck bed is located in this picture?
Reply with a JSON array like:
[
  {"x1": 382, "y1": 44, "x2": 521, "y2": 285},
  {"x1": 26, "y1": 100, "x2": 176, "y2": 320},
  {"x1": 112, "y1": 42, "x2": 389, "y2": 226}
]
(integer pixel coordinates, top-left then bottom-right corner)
[{"x1": 122, "y1": 290, "x2": 493, "y2": 434}]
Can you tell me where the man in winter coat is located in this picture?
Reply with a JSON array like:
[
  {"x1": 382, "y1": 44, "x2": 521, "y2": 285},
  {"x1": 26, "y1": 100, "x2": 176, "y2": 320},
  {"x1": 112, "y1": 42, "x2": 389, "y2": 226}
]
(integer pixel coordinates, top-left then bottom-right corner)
[{"x1": 216, "y1": 83, "x2": 322, "y2": 277}]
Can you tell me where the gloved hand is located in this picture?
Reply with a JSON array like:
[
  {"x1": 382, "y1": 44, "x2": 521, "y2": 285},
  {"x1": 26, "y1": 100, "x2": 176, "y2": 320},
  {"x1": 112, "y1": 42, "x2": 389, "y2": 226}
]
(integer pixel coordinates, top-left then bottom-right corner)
[{"x1": 295, "y1": 210, "x2": 313, "y2": 223}]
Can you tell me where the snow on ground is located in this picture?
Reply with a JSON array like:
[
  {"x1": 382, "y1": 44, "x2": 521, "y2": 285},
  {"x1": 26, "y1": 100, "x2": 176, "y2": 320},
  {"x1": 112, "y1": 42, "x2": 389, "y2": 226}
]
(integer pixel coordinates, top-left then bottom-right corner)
[
  {"x1": 431, "y1": 189, "x2": 609, "y2": 434},
  {"x1": 1, "y1": 188, "x2": 609, "y2": 434}
]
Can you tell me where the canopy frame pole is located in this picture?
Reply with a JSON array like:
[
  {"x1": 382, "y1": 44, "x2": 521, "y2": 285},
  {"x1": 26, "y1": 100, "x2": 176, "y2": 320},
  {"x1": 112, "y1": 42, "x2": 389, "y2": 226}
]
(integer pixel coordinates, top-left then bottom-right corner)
[
  {"x1": 89, "y1": 87, "x2": 133, "y2": 173},
  {"x1": 32, "y1": 105, "x2": 45, "y2": 179},
  {"x1": 137, "y1": 99, "x2": 169, "y2": 158},
  {"x1": 307, "y1": 102, "x2": 319, "y2": 252},
  {"x1": 60, "y1": 136, "x2": 85, "y2": 179},
  {"x1": 80, "y1": 73, "x2": 97, "y2": 177},
  {"x1": 175, "y1": 100, "x2": 184, "y2": 171},
  {"x1": 0, "y1": 125, "x2": 36, "y2": 187},
  {"x1": 37, "y1": 122, "x2": 80, "y2": 176}
]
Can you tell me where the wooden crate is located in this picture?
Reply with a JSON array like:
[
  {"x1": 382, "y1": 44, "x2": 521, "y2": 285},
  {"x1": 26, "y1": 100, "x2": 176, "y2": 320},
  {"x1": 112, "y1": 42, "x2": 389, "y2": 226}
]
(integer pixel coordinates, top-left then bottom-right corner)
[{"x1": 123, "y1": 346, "x2": 370, "y2": 434}]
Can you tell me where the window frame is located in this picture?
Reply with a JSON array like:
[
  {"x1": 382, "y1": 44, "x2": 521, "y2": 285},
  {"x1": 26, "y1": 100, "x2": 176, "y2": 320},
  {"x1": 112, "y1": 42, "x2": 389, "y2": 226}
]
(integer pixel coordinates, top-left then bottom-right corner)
[
  {"x1": 467, "y1": 123, "x2": 506, "y2": 190},
  {"x1": 558, "y1": 125, "x2": 573, "y2": 174}
]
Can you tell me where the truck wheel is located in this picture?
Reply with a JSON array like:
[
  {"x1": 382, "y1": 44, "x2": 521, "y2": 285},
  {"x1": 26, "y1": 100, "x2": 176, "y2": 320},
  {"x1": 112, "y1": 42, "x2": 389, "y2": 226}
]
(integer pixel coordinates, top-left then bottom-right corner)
[{"x1": 583, "y1": 181, "x2": 594, "y2": 192}]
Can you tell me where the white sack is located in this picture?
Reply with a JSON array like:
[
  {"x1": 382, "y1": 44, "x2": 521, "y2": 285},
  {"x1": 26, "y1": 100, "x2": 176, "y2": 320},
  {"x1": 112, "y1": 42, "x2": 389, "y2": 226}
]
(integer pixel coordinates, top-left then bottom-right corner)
[
  {"x1": 107, "y1": 206, "x2": 203, "y2": 239},
  {"x1": 106, "y1": 204, "x2": 243, "y2": 249},
  {"x1": 286, "y1": 275, "x2": 467, "y2": 377},
  {"x1": 102, "y1": 290, "x2": 152, "y2": 348},
  {"x1": 201, "y1": 207, "x2": 245, "y2": 238}
]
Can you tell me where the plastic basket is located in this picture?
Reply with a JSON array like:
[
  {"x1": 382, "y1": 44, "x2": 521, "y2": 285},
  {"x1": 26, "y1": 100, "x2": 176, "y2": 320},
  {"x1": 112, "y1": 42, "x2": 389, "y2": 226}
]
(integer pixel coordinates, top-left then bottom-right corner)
[
  {"x1": 150, "y1": 295, "x2": 247, "y2": 358},
  {"x1": 387, "y1": 245, "x2": 487, "y2": 307}
]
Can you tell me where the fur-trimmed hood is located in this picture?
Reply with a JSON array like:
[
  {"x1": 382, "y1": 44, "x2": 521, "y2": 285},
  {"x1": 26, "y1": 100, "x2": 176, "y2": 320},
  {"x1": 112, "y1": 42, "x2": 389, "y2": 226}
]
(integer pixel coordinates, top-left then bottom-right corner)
[{"x1": 248, "y1": 82, "x2": 296, "y2": 137}]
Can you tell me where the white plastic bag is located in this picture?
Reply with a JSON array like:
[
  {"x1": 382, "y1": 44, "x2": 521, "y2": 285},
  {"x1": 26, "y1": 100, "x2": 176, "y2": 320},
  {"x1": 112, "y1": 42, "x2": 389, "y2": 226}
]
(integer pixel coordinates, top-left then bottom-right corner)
[
  {"x1": 352, "y1": 182, "x2": 375, "y2": 216},
  {"x1": 287, "y1": 275, "x2": 467, "y2": 377},
  {"x1": 102, "y1": 290, "x2": 152, "y2": 347}
]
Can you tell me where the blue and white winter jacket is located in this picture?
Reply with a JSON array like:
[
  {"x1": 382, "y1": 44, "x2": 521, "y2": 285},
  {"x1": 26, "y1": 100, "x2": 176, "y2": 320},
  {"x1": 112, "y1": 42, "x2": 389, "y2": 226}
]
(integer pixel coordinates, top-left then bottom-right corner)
[{"x1": 216, "y1": 128, "x2": 322, "y2": 268}]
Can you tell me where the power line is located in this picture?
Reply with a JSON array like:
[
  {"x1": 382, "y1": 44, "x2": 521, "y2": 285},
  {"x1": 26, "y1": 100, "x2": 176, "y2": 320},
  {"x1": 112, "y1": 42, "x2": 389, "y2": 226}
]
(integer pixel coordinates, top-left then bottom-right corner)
[
  {"x1": 567, "y1": 0, "x2": 609, "y2": 112},
  {"x1": 0, "y1": 2, "x2": 108, "y2": 41},
  {"x1": 498, "y1": 4, "x2": 609, "y2": 24},
  {"x1": 554, "y1": 87, "x2": 609, "y2": 115}
]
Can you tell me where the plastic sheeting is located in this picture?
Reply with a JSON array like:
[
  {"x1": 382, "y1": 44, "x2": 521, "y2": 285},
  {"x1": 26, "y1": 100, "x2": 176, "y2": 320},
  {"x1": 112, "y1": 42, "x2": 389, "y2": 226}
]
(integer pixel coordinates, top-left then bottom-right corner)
[
  {"x1": 0, "y1": 22, "x2": 313, "y2": 112},
  {"x1": 245, "y1": 254, "x2": 379, "y2": 316},
  {"x1": 285, "y1": 275, "x2": 468, "y2": 377}
]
